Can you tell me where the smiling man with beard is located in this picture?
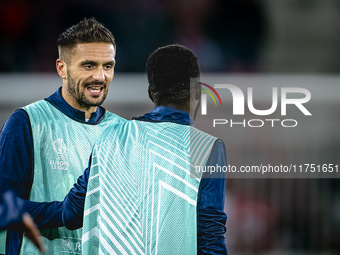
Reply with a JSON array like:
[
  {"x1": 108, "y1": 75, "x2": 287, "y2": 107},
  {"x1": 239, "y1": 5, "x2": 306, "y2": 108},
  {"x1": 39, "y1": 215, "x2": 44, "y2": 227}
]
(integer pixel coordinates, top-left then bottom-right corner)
[
  {"x1": 0, "y1": 18, "x2": 125, "y2": 254},
  {"x1": 59, "y1": 41, "x2": 114, "y2": 117}
]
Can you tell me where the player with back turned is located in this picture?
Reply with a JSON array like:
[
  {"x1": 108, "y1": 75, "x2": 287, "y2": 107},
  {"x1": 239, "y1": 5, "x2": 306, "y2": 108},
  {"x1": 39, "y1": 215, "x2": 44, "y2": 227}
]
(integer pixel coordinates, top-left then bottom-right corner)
[{"x1": 0, "y1": 18, "x2": 125, "y2": 254}]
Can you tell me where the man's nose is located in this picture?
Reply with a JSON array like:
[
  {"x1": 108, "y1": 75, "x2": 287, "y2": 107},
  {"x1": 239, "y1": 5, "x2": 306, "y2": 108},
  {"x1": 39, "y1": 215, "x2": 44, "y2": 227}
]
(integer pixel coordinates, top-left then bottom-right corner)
[{"x1": 93, "y1": 67, "x2": 105, "y2": 81}]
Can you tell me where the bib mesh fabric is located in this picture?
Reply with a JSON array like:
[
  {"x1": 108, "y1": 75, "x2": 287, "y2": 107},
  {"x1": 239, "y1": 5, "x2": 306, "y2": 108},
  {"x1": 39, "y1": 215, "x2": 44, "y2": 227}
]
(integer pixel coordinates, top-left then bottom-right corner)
[
  {"x1": 82, "y1": 120, "x2": 216, "y2": 255},
  {"x1": 20, "y1": 100, "x2": 125, "y2": 255}
]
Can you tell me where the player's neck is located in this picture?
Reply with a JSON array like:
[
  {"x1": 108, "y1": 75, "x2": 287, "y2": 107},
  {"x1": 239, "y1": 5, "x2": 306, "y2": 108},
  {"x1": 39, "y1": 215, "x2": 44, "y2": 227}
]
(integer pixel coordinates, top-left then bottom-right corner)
[
  {"x1": 156, "y1": 104, "x2": 189, "y2": 114},
  {"x1": 61, "y1": 88, "x2": 98, "y2": 119}
]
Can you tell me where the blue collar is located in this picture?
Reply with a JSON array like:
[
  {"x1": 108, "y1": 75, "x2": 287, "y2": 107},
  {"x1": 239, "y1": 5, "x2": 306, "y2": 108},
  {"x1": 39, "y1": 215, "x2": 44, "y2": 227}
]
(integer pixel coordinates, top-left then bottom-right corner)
[
  {"x1": 132, "y1": 106, "x2": 194, "y2": 126},
  {"x1": 45, "y1": 87, "x2": 105, "y2": 123}
]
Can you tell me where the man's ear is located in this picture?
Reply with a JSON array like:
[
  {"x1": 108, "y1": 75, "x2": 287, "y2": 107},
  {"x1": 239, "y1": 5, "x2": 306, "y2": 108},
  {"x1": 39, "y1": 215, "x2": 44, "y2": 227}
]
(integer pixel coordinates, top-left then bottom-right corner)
[
  {"x1": 56, "y1": 59, "x2": 67, "y2": 79},
  {"x1": 193, "y1": 98, "x2": 201, "y2": 121},
  {"x1": 196, "y1": 86, "x2": 201, "y2": 101},
  {"x1": 193, "y1": 82, "x2": 202, "y2": 120},
  {"x1": 148, "y1": 86, "x2": 154, "y2": 103}
]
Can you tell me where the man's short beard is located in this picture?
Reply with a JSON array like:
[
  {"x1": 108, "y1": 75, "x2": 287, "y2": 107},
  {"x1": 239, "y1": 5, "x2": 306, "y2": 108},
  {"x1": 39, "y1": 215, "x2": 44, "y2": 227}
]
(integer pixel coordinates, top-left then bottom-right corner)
[{"x1": 67, "y1": 69, "x2": 107, "y2": 109}]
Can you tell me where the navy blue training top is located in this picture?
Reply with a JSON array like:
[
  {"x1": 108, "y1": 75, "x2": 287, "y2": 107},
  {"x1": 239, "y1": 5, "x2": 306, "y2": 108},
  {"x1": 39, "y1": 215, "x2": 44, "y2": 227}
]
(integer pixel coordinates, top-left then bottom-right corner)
[{"x1": 0, "y1": 87, "x2": 105, "y2": 254}]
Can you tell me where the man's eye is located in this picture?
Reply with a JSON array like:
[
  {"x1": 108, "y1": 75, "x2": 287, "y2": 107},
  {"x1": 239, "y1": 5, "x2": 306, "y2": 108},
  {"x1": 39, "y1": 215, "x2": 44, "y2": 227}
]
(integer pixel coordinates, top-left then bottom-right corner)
[
  {"x1": 104, "y1": 65, "x2": 113, "y2": 69},
  {"x1": 84, "y1": 65, "x2": 93, "y2": 69}
]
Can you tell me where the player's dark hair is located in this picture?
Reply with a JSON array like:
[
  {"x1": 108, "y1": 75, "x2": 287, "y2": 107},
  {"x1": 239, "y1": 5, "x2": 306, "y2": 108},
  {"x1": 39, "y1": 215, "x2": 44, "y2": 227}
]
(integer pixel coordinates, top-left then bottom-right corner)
[
  {"x1": 147, "y1": 44, "x2": 200, "y2": 107},
  {"x1": 58, "y1": 17, "x2": 115, "y2": 62}
]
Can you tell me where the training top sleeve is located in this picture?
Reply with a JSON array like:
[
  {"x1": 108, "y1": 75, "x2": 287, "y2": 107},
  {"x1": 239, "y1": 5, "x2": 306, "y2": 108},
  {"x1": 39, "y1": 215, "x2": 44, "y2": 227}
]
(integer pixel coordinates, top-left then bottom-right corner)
[
  {"x1": 0, "y1": 110, "x2": 35, "y2": 255},
  {"x1": 62, "y1": 155, "x2": 92, "y2": 230},
  {"x1": 22, "y1": 155, "x2": 92, "y2": 230},
  {"x1": 0, "y1": 110, "x2": 64, "y2": 254},
  {"x1": 197, "y1": 139, "x2": 228, "y2": 255},
  {"x1": 0, "y1": 110, "x2": 34, "y2": 199},
  {"x1": 0, "y1": 191, "x2": 26, "y2": 231}
]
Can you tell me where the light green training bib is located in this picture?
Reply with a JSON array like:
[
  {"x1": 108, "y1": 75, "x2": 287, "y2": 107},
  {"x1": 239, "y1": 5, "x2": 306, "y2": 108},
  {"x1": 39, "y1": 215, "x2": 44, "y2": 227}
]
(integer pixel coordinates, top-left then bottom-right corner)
[
  {"x1": 83, "y1": 120, "x2": 217, "y2": 255},
  {"x1": 19, "y1": 100, "x2": 125, "y2": 255}
]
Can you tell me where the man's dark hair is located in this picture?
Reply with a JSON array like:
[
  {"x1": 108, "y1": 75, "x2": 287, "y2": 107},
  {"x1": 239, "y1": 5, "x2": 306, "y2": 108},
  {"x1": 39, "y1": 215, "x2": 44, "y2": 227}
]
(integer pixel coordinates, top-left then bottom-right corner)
[
  {"x1": 147, "y1": 44, "x2": 200, "y2": 107},
  {"x1": 58, "y1": 17, "x2": 115, "y2": 63}
]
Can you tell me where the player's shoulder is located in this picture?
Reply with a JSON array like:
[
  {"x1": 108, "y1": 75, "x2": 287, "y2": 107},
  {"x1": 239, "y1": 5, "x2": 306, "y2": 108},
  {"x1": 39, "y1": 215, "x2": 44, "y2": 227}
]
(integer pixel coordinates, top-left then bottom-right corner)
[
  {"x1": 22, "y1": 99, "x2": 48, "y2": 110},
  {"x1": 103, "y1": 110, "x2": 126, "y2": 123},
  {"x1": 96, "y1": 119, "x2": 143, "y2": 140},
  {"x1": 21, "y1": 100, "x2": 54, "y2": 119},
  {"x1": 190, "y1": 126, "x2": 219, "y2": 141},
  {"x1": 96, "y1": 119, "x2": 127, "y2": 138},
  {"x1": 1, "y1": 109, "x2": 30, "y2": 134},
  {"x1": 10, "y1": 108, "x2": 30, "y2": 120},
  {"x1": 190, "y1": 126, "x2": 226, "y2": 152}
]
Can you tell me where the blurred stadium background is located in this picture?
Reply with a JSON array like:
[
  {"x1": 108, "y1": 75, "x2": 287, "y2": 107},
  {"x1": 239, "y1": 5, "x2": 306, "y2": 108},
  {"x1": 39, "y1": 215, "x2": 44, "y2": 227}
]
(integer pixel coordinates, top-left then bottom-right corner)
[{"x1": 1, "y1": 0, "x2": 340, "y2": 254}]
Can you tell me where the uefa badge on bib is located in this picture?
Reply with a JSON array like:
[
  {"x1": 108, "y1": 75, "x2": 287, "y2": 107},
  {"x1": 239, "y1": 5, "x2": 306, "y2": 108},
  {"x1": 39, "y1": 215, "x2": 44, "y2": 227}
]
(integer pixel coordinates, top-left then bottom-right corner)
[{"x1": 53, "y1": 138, "x2": 67, "y2": 154}]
